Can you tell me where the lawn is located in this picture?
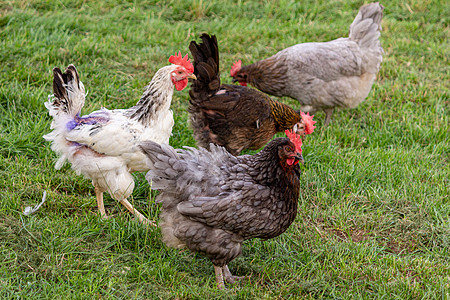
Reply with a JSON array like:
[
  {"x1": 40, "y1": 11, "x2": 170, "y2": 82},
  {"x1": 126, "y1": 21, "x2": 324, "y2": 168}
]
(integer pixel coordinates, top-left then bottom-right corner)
[{"x1": 0, "y1": 0, "x2": 449, "y2": 298}]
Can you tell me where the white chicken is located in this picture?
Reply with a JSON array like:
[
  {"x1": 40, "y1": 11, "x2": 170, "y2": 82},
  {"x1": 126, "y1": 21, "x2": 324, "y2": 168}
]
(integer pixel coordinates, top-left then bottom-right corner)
[{"x1": 44, "y1": 53, "x2": 195, "y2": 225}]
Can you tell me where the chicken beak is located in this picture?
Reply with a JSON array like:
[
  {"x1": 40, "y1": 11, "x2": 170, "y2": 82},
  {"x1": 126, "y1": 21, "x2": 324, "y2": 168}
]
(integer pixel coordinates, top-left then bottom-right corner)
[
  {"x1": 232, "y1": 78, "x2": 238, "y2": 83},
  {"x1": 296, "y1": 154, "x2": 304, "y2": 165},
  {"x1": 294, "y1": 124, "x2": 306, "y2": 140},
  {"x1": 188, "y1": 74, "x2": 197, "y2": 80}
]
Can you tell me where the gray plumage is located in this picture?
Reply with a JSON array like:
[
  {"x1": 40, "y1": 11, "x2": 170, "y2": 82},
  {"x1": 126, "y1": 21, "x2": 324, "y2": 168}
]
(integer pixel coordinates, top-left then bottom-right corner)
[
  {"x1": 232, "y1": 2, "x2": 384, "y2": 126},
  {"x1": 140, "y1": 138, "x2": 301, "y2": 288}
]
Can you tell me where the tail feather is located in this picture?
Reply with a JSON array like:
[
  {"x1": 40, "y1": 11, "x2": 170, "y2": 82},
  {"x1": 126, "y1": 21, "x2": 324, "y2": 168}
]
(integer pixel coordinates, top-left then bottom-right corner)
[
  {"x1": 188, "y1": 34, "x2": 222, "y2": 149},
  {"x1": 188, "y1": 34, "x2": 221, "y2": 102},
  {"x1": 43, "y1": 64, "x2": 86, "y2": 169},
  {"x1": 349, "y1": 2, "x2": 384, "y2": 49},
  {"x1": 140, "y1": 141, "x2": 183, "y2": 193},
  {"x1": 46, "y1": 64, "x2": 85, "y2": 119},
  {"x1": 140, "y1": 140, "x2": 234, "y2": 205}
]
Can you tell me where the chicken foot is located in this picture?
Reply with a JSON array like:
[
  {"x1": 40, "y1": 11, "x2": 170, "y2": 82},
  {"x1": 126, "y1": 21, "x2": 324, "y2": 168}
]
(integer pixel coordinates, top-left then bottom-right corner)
[
  {"x1": 222, "y1": 265, "x2": 244, "y2": 284},
  {"x1": 214, "y1": 265, "x2": 244, "y2": 289},
  {"x1": 94, "y1": 185, "x2": 155, "y2": 226},
  {"x1": 119, "y1": 198, "x2": 155, "y2": 226}
]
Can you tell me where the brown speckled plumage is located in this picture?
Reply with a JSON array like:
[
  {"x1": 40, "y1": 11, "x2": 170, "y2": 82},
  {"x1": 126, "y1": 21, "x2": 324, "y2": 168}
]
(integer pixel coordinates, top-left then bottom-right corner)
[
  {"x1": 237, "y1": 57, "x2": 289, "y2": 97},
  {"x1": 188, "y1": 34, "x2": 303, "y2": 156},
  {"x1": 140, "y1": 138, "x2": 301, "y2": 288}
]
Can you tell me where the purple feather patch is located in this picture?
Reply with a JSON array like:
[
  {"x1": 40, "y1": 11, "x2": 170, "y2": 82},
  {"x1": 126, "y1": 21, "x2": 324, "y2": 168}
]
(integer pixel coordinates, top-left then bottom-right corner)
[{"x1": 66, "y1": 111, "x2": 110, "y2": 131}]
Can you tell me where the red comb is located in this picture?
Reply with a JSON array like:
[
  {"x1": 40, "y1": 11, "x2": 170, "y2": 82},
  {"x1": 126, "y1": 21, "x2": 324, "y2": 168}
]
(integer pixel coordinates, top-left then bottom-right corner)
[
  {"x1": 169, "y1": 52, "x2": 194, "y2": 74},
  {"x1": 300, "y1": 111, "x2": 317, "y2": 135},
  {"x1": 230, "y1": 60, "x2": 242, "y2": 77},
  {"x1": 285, "y1": 129, "x2": 302, "y2": 154}
]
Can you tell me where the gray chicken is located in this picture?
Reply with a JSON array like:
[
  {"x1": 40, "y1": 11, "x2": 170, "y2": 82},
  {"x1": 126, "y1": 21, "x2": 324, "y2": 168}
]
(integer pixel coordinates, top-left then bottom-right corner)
[
  {"x1": 230, "y1": 2, "x2": 384, "y2": 125},
  {"x1": 140, "y1": 130, "x2": 303, "y2": 288}
]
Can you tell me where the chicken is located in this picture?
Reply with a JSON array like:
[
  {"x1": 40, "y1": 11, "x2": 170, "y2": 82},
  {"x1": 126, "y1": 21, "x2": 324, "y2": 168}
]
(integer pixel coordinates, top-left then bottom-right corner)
[
  {"x1": 43, "y1": 53, "x2": 196, "y2": 225},
  {"x1": 188, "y1": 34, "x2": 316, "y2": 156},
  {"x1": 230, "y1": 2, "x2": 384, "y2": 126},
  {"x1": 140, "y1": 129, "x2": 303, "y2": 288}
]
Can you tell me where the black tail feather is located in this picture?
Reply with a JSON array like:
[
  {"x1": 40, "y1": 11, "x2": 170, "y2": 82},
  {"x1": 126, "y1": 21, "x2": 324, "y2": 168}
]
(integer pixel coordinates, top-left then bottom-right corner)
[
  {"x1": 49, "y1": 64, "x2": 85, "y2": 117},
  {"x1": 187, "y1": 34, "x2": 224, "y2": 149},
  {"x1": 189, "y1": 34, "x2": 221, "y2": 101}
]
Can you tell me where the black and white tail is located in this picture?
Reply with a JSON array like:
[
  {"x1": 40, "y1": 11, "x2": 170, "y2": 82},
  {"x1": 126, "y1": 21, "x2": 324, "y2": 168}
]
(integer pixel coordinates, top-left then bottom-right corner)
[
  {"x1": 44, "y1": 64, "x2": 86, "y2": 169},
  {"x1": 349, "y1": 2, "x2": 384, "y2": 50},
  {"x1": 45, "y1": 65, "x2": 86, "y2": 120}
]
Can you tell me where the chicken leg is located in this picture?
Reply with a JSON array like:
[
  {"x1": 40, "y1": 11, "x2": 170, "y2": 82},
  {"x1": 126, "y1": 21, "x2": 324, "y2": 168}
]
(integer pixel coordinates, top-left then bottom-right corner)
[
  {"x1": 95, "y1": 186, "x2": 107, "y2": 218},
  {"x1": 214, "y1": 265, "x2": 244, "y2": 288},
  {"x1": 94, "y1": 185, "x2": 155, "y2": 226},
  {"x1": 119, "y1": 198, "x2": 155, "y2": 226},
  {"x1": 214, "y1": 265, "x2": 226, "y2": 289},
  {"x1": 323, "y1": 108, "x2": 334, "y2": 126},
  {"x1": 223, "y1": 265, "x2": 244, "y2": 284}
]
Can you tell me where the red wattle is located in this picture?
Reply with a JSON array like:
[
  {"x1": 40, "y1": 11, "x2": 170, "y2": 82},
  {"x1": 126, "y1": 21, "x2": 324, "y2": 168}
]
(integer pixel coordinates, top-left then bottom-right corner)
[
  {"x1": 286, "y1": 158, "x2": 295, "y2": 165},
  {"x1": 175, "y1": 79, "x2": 188, "y2": 91}
]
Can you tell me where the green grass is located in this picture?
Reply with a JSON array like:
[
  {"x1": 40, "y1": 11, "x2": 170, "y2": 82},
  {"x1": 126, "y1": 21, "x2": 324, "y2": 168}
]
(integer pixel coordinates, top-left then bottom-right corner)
[{"x1": 0, "y1": 0, "x2": 449, "y2": 298}]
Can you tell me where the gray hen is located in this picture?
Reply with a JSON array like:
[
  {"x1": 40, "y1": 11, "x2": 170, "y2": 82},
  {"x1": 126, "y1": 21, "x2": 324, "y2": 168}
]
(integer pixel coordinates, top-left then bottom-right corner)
[
  {"x1": 231, "y1": 2, "x2": 384, "y2": 126},
  {"x1": 140, "y1": 135, "x2": 303, "y2": 288}
]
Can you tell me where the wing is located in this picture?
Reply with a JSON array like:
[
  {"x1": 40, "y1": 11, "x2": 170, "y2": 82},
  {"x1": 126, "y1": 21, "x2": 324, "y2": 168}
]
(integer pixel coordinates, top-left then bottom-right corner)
[
  {"x1": 177, "y1": 180, "x2": 276, "y2": 236},
  {"x1": 281, "y1": 38, "x2": 364, "y2": 81},
  {"x1": 65, "y1": 109, "x2": 146, "y2": 157},
  {"x1": 164, "y1": 144, "x2": 277, "y2": 234},
  {"x1": 142, "y1": 141, "x2": 282, "y2": 236},
  {"x1": 199, "y1": 84, "x2": 273, "y2": 140}
]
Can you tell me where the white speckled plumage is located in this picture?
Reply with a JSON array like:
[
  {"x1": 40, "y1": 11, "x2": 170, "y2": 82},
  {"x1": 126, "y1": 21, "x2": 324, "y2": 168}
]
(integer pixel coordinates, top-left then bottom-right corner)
[{"x1": 44, "y1": 63, "x2": 193, "y2": 224}]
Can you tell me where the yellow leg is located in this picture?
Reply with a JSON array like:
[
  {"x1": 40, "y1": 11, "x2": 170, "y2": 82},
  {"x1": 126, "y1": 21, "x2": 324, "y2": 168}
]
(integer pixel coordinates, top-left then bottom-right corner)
[
  {"x1": 95, "y1": 186, "x2": 107, "y2": 218},
  {"x1": 119, "y1": 198, "x2": 155, "y2": 227}
]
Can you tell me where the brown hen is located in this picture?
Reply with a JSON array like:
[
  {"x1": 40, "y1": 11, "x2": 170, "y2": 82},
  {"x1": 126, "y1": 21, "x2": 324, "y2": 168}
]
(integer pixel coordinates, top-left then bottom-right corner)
[{"x1": 188, "y1": 34, "x2": 315, "y2": 156}]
